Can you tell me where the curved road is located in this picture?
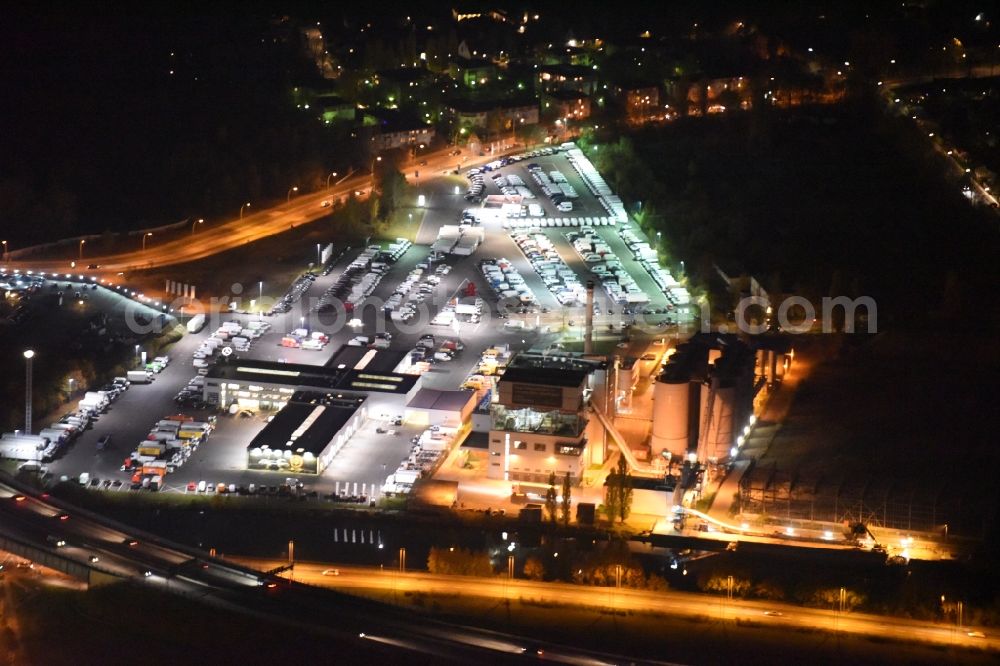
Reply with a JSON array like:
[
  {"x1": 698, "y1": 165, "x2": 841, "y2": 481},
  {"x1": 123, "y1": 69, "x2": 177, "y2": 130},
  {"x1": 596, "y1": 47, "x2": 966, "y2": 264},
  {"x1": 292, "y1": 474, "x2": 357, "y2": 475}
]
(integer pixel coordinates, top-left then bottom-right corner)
[{"x1": 1, "y1": 146, "x2": 488, "y2": 277}]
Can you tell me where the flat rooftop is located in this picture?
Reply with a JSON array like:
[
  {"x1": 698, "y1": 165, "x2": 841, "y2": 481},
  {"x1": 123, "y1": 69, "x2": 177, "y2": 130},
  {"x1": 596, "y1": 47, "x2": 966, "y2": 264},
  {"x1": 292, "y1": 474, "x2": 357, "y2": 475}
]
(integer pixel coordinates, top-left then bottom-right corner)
[
  {"x1": 206, "y1": 358, "x2": 418, "y2": 395},
  {"x1": 247, "y1": 391, "x2": 366, "y2": 457},
  {"x1": 325, "y1": 344, "x2": 406, "y2": 375},
  {"x1": 406, "y1": 387, "x2": 476, "y2": 412},
  {"x1": 499, "y1": 366, "x2": 590, "y2": 388}
]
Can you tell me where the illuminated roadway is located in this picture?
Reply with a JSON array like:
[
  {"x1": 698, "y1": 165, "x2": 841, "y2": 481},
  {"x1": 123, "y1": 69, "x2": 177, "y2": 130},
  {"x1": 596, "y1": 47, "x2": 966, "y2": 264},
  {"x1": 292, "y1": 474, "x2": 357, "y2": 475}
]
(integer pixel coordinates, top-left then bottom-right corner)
[
  {"x1": 1, "y1": 146, "x2": 488, "y2": 276},
  {"x1": 235, "y1": 558, "x2": 1000, "y2": 653},
  {"x1": 0, "y1": 474, "x2": 666, "y2": 664}
]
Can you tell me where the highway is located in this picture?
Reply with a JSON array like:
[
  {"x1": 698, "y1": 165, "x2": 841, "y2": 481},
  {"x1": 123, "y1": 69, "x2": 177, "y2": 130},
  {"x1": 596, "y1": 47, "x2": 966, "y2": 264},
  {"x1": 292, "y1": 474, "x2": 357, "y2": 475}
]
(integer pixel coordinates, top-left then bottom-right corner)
[
  {"x1": 1, "y1": 146, "x2": 483, "y2": 276},
  {"x1": 0, "y1": 473, "x2": 666, "y2": 664},
  {"x1": 234, "y1": 558, "x2": 1000, "y2": 653}
]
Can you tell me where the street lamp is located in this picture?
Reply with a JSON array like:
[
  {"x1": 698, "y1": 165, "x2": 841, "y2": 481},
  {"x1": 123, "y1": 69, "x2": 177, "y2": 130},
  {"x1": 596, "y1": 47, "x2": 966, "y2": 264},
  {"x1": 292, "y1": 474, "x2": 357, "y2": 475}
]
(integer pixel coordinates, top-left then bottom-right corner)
[
  {"x1": 141, "y1": 232, "x2": 153, "y2": 252},
  {"x1": 287, "y1": 186, "x2": 299, "y2": 202},
  {"x1": 191, "y1": 218, "x2": 204, "y2": 234},
  {"x1": 371, "y1": 155, "x2": 382, "y2": 176},
  {"x1": 23, "y1": 350, "x2": 34, "y2": 434},
  {"x1": 1, "y1": 240, "x2": 7, "y2": 261},
  {"x1": 78, "y1": 239, "x2": 86, "y2": 260},
  {"x1": 326, "y1": 172, "x2": 339, "y2": 188},
  {"x1": 240, "y1": 202, "x2": 251, "y2": 220}
]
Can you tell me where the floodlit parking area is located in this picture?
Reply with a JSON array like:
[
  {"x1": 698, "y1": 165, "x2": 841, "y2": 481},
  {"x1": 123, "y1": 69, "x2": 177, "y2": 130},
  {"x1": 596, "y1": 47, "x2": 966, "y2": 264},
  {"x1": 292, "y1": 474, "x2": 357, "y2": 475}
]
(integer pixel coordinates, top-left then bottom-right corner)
[{"x1": 28, "y1": 143, "x2": 689, "y2": 503}]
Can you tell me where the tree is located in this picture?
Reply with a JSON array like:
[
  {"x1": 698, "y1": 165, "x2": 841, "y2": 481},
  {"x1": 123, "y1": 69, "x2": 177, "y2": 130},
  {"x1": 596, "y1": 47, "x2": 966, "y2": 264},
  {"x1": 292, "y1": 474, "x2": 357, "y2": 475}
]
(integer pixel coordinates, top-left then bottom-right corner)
[
  {"x1": 560, "y1": 473, "x2": 572, "y2": 526},
  {"x1": 544, "y1": 472, "x2": 558, "y2": 524},
  {"x1": 372, "y1": 162, "x2": 408, "y2": 223},
  {"x1": 427, "y1": 546, "x2": 494, "y2": 577},
  {"x1": 604, "y1": 455, "x2": 633, "y2": 523},
  {"x1": 522, "y1": 556, "x2": 544, "y2": 581}
]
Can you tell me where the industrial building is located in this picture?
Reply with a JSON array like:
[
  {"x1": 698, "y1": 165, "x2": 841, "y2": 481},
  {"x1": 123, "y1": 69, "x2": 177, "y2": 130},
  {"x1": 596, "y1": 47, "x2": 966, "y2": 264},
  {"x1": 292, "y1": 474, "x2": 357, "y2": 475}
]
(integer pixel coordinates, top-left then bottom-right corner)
[
  {"x1": 203, "y1": 347, "x2": 420, "y2": 413},
  {"x1": 404, "y1": 388, "x2": 478, "y2": 428},
  {"x1": 649, "y1": 334, "x2": 771, "y2": 464},
  {"x1": 487, "y1": 353, "x2": 604, "y2": 483},
  {"x1": 246, "y1": 391, "x2": 367, "y2": 475}
]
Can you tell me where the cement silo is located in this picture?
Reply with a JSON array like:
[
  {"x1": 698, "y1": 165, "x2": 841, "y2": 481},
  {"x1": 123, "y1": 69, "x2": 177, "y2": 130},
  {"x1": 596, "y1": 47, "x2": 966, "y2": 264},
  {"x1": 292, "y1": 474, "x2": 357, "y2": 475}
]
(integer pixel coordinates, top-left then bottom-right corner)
[
  {"x1": 697, "y1": 378, "x2": 735, "y2": 462},
  {"x1": 652, "y1": 373, "x2": 690, "y2": 458}
]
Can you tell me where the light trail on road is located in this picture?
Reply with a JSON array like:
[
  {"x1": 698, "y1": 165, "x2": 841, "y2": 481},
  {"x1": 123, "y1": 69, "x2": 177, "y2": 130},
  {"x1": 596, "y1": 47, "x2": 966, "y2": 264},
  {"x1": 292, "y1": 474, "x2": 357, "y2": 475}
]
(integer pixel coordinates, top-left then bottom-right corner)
[{"x1": 236, "y1": 558, "x2": 999, "y2": 654}]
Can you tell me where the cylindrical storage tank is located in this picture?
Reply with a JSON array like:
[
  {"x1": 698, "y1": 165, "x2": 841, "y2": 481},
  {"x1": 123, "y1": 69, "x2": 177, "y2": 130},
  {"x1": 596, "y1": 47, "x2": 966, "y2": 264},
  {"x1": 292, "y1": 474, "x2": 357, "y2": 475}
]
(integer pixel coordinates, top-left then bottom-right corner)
[
  {"x1": 775, "y1": 352, "x2": 786, "y2": 380},
  {"x1": 768, "y1": 350, "x2": 777, "y2": 383},
  {"x1": 651, "y1": 377, "x2": 689, "y2": 458},
  {"x1": 617, "y1": 364, "x2": 633, "y2": 401},
  {"x1": 697, "y1": 381, "x2": 736, "y2": 463}
]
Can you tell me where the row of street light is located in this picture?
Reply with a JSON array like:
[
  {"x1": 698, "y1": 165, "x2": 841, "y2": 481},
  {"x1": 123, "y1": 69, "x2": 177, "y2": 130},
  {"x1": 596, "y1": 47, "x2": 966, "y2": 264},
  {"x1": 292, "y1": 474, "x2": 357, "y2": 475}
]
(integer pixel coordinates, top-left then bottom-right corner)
[{"x1": 3, "y1": 167, "x2": 357, "y2": 267}]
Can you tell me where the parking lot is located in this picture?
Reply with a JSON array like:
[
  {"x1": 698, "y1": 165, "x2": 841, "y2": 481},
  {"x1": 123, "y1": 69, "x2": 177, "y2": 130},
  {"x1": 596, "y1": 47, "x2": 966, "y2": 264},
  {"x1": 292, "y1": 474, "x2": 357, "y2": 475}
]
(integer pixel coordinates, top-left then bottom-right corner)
[{"x1": 34, "y1": 143, "x2": 687, "y2": 501}]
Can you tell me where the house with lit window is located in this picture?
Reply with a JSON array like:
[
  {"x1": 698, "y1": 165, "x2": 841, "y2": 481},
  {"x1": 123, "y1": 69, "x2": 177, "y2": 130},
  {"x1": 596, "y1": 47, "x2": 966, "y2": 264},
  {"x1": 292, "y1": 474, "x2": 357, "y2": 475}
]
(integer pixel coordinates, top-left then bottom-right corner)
[
  {"x1": 447, "y1": 98, "x2": 539, "y2": 133},
  {"x1": 541, "y1": 90, "x2": 591, "y2": 120},
  {"x1": 448, "y1": 56, "x2": 496, "y2": 88},
  {"x1": 537, "y1": 64, "x2": 597, "y2": 95},
  {"x1": 612, "y1": 81, "x2": 660, "y2": 119}
]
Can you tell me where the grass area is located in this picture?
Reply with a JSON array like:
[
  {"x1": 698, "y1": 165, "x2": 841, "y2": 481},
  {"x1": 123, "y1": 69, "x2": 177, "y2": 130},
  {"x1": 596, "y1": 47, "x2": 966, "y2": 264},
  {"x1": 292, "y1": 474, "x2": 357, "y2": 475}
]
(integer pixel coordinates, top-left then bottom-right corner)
[
  {"x1": 375, "y1": 205, "x2": 424, "y2": 243},
  {"x1": 128, "y1": 216, "x2": 348, "y2": 301},
  {"x1": 6, "y1": 580, "x2": 372, "y2": 664}
]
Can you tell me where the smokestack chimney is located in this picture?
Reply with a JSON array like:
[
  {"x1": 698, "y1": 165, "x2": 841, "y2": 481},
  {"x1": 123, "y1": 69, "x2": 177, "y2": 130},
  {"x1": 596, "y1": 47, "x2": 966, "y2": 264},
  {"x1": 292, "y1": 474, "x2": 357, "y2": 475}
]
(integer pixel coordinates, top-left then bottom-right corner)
[{"x1": 584, "y1": 280, "x2": 595, "y2": 354}]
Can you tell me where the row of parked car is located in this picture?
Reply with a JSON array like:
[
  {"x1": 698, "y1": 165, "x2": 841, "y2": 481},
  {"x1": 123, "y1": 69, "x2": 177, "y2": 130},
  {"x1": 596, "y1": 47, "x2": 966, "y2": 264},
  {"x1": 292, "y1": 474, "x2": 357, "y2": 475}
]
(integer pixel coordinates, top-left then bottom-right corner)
[
  {"x1": 174, "y1": 374, "x2": 208, "y2": 407},
  {"x1": 492, "y1": 172, "x2": 534, "y2": 200},
  {"x1": 348, "y1": 331, "x2": 392, "y2": 349},
  {"x1": 528, "y1": 164, "x2": 577, "y2": 211},
  {"x1": 381, "y1": 258, "x2": 448, "y2": 324},
  {"x1": 511, "y1": 233, "x2": 586, "y2": 307},
  {"x1": 280, "y1": 328, "x2": 329, "y2": 350},
  {"x1": 479, "y1": 257, "x2": 536, "y2": 309},
  {"x1": 409, "y1": 333, "x2": 465, "y2": 365},
  {"x1": 315, "y1": 241, "x2": 411, "y2": 315},
  {"x1": 480, "y1": 146, "x2": 563, "y2": 173},
  {"x1": 564, "y1": 146, "x2": 628, "y2": 224},
  {"x1": 464, "y1": 170, "x2": 485, "y2": 202},
  {"x1": 270, "y1": 271, "x2": 317, "y2": 314}
]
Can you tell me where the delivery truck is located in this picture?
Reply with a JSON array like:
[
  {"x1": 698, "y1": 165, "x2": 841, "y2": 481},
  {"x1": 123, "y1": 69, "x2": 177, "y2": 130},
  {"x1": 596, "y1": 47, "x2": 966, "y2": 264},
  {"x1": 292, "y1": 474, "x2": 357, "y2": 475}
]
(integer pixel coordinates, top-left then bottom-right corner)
[
  {"x1": 127, "y1": 370, "x2": 152, "y2": 384},
  {"x1": 186, "y1": 313, "x2": 206, "y2": 334}
]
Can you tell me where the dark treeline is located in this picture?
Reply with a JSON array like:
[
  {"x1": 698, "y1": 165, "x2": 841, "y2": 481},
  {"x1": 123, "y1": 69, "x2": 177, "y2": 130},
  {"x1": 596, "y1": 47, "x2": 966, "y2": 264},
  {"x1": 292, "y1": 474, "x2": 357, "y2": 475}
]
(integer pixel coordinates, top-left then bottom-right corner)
[
  {"x1": 585, "y1": 100, "x2": 999, "y2": 322},
  {"x1": 0, "y1": 8, "x2": 349, "y2": 246}
]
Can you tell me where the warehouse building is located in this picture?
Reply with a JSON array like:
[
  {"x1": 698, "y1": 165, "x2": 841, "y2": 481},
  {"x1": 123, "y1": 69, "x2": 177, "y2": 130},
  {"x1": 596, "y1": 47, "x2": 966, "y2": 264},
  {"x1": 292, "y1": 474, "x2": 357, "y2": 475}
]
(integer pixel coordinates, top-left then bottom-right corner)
[
  {"x1": 404, "y1": 388, "x2": 478, "y2": 428},
  {"x1": 246, "y1": 391, "x2": 367, "y2": 475},
  {"x1": 203, "y1": 351, "x2": 420, "y2": 414}
]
